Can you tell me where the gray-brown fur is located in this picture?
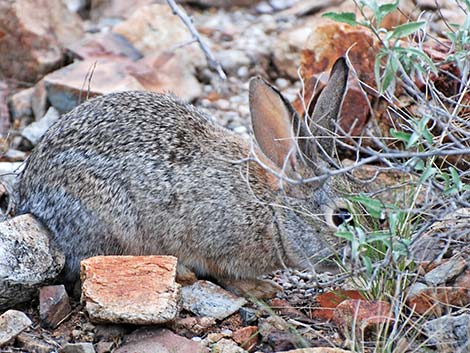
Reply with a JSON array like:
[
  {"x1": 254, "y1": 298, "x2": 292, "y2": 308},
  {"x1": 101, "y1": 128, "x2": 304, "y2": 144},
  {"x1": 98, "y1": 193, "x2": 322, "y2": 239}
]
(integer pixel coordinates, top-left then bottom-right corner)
[{"x1": 18, "y1": 58, "x2": 353, "y2": 283}]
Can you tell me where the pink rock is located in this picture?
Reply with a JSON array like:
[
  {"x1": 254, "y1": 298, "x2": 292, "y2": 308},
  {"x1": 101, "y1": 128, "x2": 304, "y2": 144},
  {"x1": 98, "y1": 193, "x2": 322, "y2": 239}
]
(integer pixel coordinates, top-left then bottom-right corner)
[
  {"x1": 81, "y1": 255, "x2": 180, "y2": 324},
  {"x1": 114, "y1": 327, "x2": 207, "y2": 353}
]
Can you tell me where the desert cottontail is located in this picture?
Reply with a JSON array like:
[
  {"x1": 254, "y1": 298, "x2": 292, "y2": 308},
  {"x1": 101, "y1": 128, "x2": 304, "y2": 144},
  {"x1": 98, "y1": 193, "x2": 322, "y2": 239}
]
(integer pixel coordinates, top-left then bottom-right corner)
[{"x1": 18, "y1": 57, "x2": 353, "y2": 289}]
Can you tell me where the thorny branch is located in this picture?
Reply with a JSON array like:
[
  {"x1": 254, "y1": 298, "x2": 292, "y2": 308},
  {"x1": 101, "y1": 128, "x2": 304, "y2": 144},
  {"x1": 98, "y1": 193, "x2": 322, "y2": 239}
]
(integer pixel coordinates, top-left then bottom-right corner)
[{"x1": 166, "y1": 0, "x2": 227, "y2": 80}]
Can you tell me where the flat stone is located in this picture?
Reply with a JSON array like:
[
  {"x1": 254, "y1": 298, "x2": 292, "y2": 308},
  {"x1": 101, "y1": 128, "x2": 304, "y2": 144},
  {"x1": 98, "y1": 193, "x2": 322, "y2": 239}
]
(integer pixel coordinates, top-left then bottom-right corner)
[
  {"x1": 0, "y1": 310, "x2": 32, "y2": 346},
  {"x1": 39, "y1": 284, "x2": 72, "y2": 328},
  {"x1": 43, "y1": 58, "x2": 144, "y2": 114},
  {"x1": 424, "y1": 257, "x2": 467, "y2": 287},
  {"x1": 114, "y1": 327, "x2": 206, "y2": 353},
  {"x1": 310, "y1": 290, "x2": 364, "y2": 321},
  {"x1": 0, "y1": 214, "x2": 65, "y2": 309},
  {"x1": 332, "y1": 299, "x2": 392, "y2": 339},
  {"x1": 0, "y1": 0, "x2": 84, "y2": 82},
  {"x1": 423, "y1": 314, "x2": 470, "y2": 352},
  {"x1": 61, "y1": 342, "x2": 96, "y2": 353},
  {"x1": 81, "y1": 255, "x2": 180, "y2": 324},
  {"x1": 22, "y1": 106, "x2": 60, "y2": 146},
  {"x1": 181, "y1": 280, "x2": 247, "y2": 320}
]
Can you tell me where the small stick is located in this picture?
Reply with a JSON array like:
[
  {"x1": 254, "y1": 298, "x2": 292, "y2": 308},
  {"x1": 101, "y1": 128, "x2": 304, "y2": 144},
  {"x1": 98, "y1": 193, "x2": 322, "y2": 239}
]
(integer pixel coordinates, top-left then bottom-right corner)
[{"x1": 166, "y1": 0, "x2": 227, "y2": 80}]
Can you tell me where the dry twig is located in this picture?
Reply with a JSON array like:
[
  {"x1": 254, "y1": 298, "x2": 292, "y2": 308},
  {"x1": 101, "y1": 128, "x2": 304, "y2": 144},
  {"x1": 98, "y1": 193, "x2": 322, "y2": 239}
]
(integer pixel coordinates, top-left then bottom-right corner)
[{"x1": 166, "y1": 0, "x2": 227, "y2": 80}]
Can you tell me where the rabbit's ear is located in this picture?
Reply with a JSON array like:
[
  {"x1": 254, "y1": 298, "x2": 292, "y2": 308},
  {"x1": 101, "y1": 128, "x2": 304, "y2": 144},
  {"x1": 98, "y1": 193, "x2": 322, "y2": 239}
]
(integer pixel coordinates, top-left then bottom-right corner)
[
  {"x1": 249, "y1": 77, "x2": 298, "y2": 171},
  {"x1": 307, "y1": 57, "x2": 349, "y2": 159}
]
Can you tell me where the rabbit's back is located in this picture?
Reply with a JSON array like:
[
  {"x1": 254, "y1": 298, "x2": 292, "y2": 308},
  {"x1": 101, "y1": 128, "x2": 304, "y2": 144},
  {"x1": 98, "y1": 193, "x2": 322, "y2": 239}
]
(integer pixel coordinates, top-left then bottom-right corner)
[{"x1": 18, "y1": 91, "x2": 278, "y2": 280}]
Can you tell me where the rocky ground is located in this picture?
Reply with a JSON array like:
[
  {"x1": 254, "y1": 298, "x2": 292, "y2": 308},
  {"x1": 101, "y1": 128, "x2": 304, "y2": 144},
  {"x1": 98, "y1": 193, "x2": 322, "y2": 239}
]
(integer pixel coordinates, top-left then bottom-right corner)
[{"x1": 1, "y1": 0, "x2": 470, "y2": 352}]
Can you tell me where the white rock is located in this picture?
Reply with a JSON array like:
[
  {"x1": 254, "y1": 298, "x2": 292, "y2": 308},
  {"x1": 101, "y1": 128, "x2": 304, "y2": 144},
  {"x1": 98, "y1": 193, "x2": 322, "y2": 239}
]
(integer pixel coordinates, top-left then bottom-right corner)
[
  {"x1": 0, "y1": 215, "x2": 64, "y2": 309},
  {"x1": 0, "y1": 310, "x2": 32, "y2": 346}
]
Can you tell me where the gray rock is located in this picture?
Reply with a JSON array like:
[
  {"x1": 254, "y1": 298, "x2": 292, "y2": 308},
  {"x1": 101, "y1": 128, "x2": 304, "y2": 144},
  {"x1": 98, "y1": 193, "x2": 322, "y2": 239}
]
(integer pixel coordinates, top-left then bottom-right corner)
[
  {"x1": 423, "y1": 313, "x2": 470, "y2": 352},
  {"x1": 181, "y1": 280, "x2": 247, "y2": 320},
  {"x1": 61, "y1": 342, "x2": 96, "y2": 353},
  {"x1": 424, "y1": 256, "x2": 467, "y2": 287},
  {"x1": 39, "y1": 284, "x2": 72, "y2": 329},
  {"x1": 22, "y1": 107, "x2": 60, "y2": 146},
  {"x1": 17, "y1": 332, "x2": 57, "y2": 353},
  {"x1": 0, "y1": 214, "x2": 65, "y2": 309},
  {"x1": 0, "y1": 310, "x2": 32, "y2": 346}
]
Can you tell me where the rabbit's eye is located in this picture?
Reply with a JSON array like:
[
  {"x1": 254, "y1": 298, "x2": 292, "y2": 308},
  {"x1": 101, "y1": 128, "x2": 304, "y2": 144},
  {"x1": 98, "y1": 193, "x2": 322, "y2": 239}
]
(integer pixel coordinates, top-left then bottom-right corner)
[{"x1": 332, "y1": 208, "x2": 353, "y2": 227}]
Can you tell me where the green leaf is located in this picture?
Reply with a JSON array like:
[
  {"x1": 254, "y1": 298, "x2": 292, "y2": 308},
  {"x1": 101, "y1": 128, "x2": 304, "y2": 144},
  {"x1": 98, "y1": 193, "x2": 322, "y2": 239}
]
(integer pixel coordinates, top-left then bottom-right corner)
[
  {"x1": 363, "y1": 256, "x2": 373, "y2": 275},
  {"x1": 335, "y1": 230, "x2": 354, "y2": 241},
  {"x1": 449, "y1": 167, "x2": 462, "y2": 191},
  {"x1": 390, "y1": 128, "x2": 411, "y2": 143},
  {"x1": 390, "y1": 21, "x2": 426, "y2": 39},
  {"x1": 350, "y1": 195, "x2": 384, "y2": 219},
  {"x1": 419, "y1": 165, "x2": 437, "y2": 184},
  {"x1": 322, "y1": 12, "x2": 357, "y2": 26},
  {"x1": 377, "y1": 1, "x2": 399, "y2": 25}
]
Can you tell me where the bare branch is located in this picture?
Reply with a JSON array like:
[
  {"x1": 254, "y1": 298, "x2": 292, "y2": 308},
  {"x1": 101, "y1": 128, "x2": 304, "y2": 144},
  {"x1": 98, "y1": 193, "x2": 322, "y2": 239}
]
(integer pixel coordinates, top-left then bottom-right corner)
[{"x1": 166, "y1": 0, "x2": 227, "y2": 80}]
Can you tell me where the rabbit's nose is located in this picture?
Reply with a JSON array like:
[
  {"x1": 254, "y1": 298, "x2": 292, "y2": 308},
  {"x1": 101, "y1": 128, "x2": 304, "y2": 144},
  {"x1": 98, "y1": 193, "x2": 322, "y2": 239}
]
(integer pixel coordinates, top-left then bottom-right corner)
[{"x1": 332, "y1": 208, "x2": 353, "y2": 227}]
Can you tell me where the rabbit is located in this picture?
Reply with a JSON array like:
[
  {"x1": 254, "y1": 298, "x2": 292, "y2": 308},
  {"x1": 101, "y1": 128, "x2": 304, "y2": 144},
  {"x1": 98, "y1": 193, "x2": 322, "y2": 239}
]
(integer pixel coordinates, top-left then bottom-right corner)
[{"x1": 17, "y1": 57, "x2": 353, "y2": 296}]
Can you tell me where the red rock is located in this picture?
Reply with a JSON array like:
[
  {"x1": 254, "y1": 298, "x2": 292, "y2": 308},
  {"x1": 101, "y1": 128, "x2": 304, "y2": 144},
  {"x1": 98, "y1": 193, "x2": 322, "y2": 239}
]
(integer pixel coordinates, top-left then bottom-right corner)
[
  {"x1": 81, "y1": 255, "x2": 180, "y2": 324},
  {"x1": 232, "y1": 326, "x2": 259, "y2": 352},
  {"x1": 332, "y1": 299, "x2": 392, "y2": 337},
  {"x1": 39, "y1": 285, "x2": 71, "y2": 329},
  {"x1": 301, "y1": 22, "x2": 379, "y2": 89},
  {"x1": 0, "y1": 0, "x2": 83, "y2": 82},
  {"x1": 310, "y1": 290, "x2": 364, "y2": 321}
]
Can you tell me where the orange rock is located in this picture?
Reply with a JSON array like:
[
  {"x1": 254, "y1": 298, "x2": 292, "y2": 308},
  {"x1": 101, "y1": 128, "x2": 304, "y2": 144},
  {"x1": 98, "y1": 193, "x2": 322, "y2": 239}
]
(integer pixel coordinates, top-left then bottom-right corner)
[
  {"x1": 310, "y1": 290, "x2": 364, "y2": 321},
  {"x1": 301, "y1": 22, "x2": 379, "y2": 88},
  {"x1": 332, "y1": 299, "x2": 392, "y2": 337},
  {"x1": 0, "y1": 0, "x2": 83, "y2": 82},
  {"x1": 232, "y1": 326, "x2": 259, "y2": 352},
  {"x1": 81, "y1": 255, "x2": 180, "y2": 324}
]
